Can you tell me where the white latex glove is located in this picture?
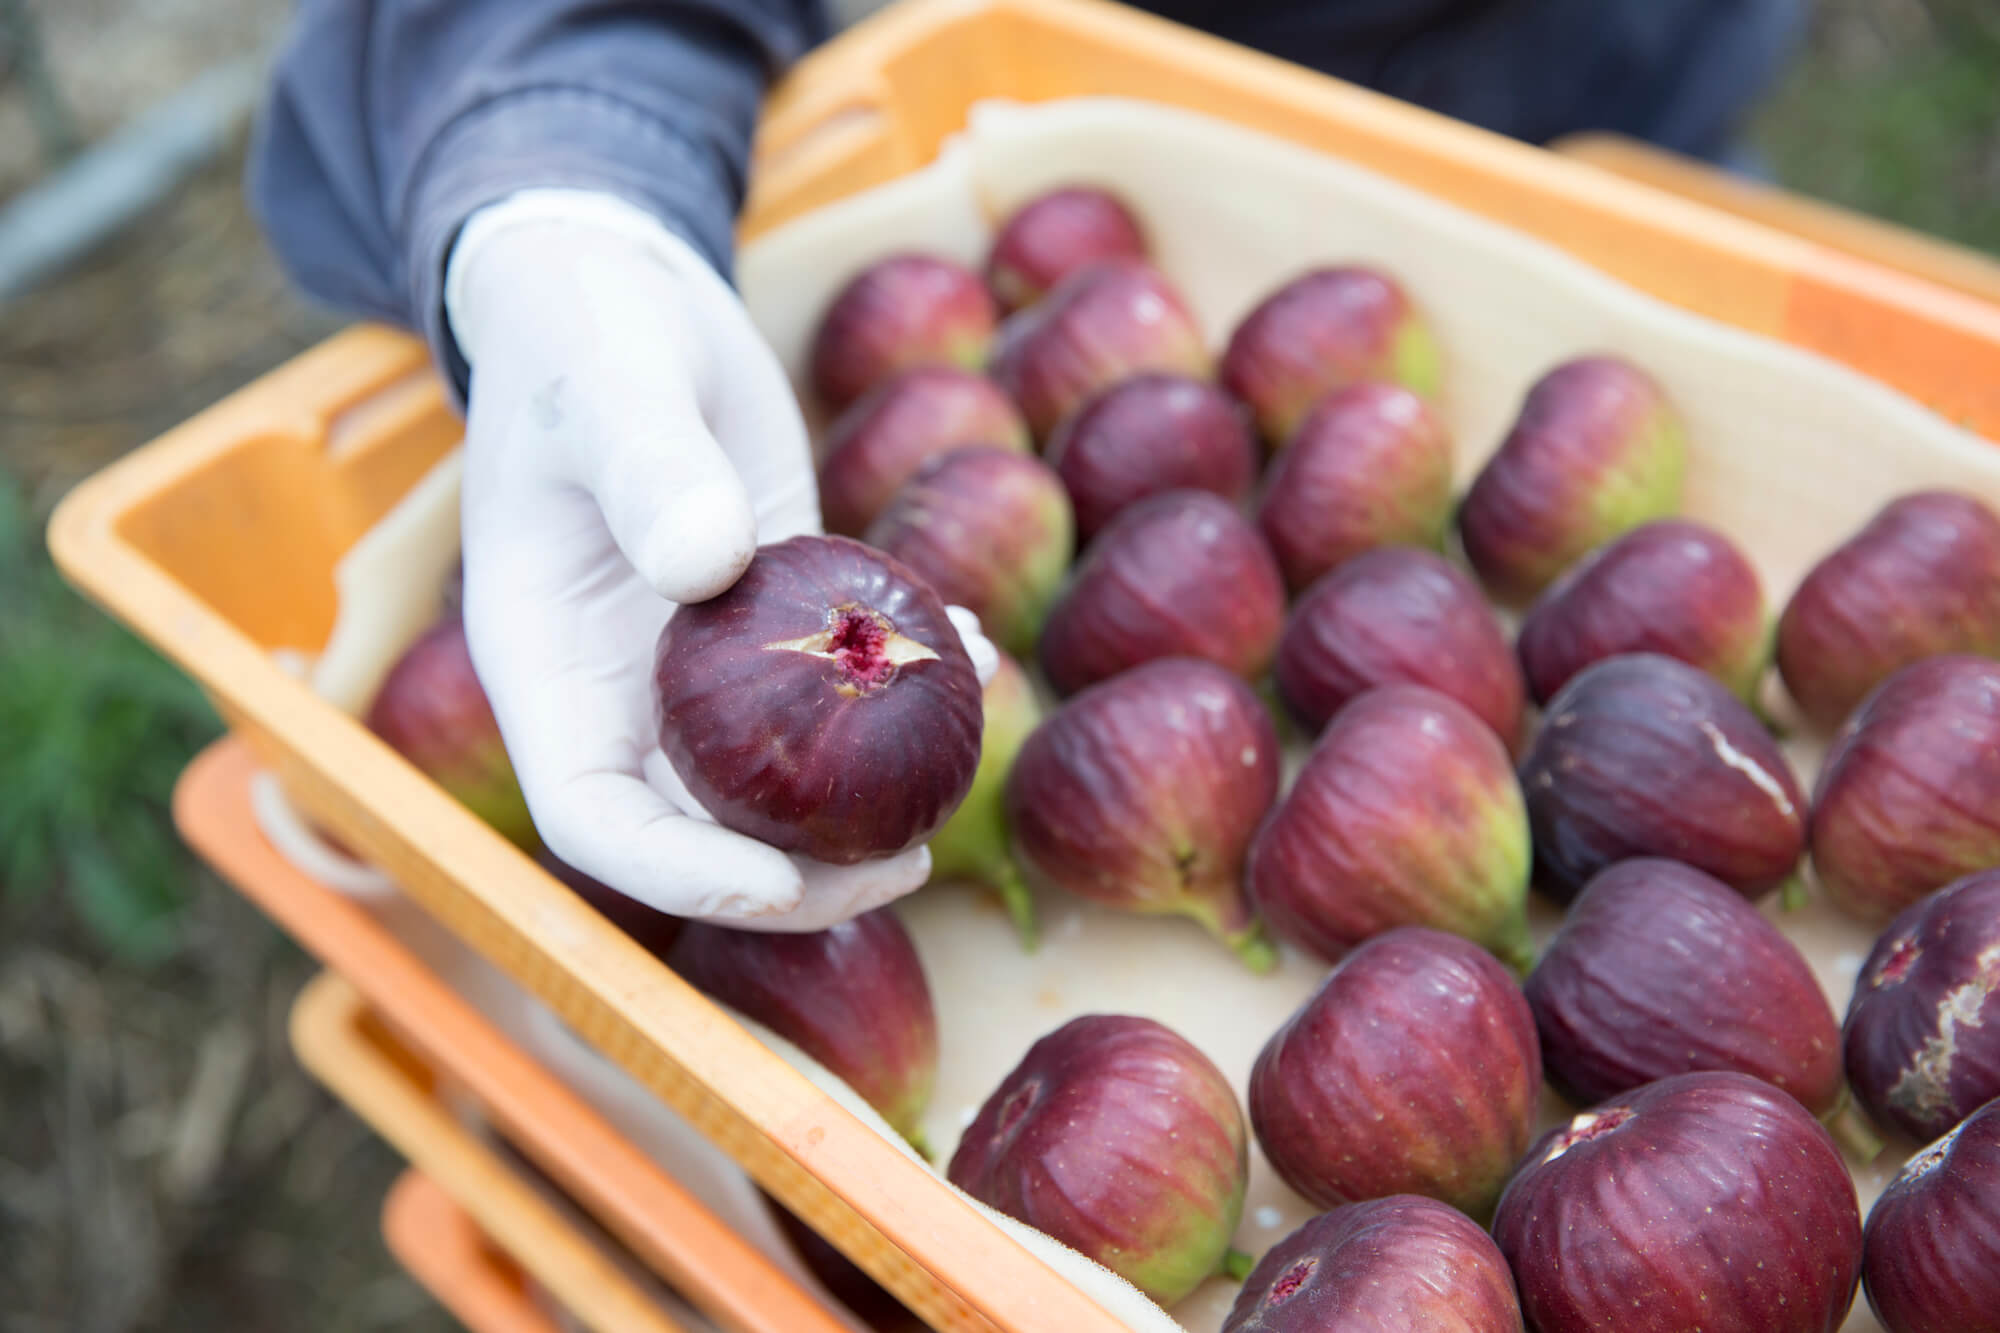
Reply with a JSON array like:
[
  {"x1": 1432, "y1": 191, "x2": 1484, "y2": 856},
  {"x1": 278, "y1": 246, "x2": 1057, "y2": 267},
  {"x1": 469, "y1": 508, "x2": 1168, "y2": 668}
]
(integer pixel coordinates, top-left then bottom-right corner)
[{"x1": 445, "y1": 190, "x2": 996, "y2": 932}]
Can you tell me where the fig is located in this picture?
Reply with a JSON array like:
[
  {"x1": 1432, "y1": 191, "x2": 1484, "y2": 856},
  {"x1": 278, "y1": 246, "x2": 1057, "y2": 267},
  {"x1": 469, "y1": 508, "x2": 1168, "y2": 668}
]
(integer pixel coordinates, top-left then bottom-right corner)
[
  {"x1": 1842, "y1": 868, "x2": 2000, "y2": 1142},
  {"x1": 764, "y1": 1196, "x2": 926, "y2": 1333},
  {"x1": 1038, "y1": 490, "x2": 1285, "y2": 697},
  {"x1": 1220, "y1": 267, "x2": 1442, "y2": 445},
  {"x1": 1043, "y1": 373, "x2": 1258, "y2": 544},
  {"x1": 1523, "y1": 857, "x2": 1842, "y2": 1112},
  {"x1": 817, "y1": 367, "x2": 1031, "y2": 536},
  {"x1": 989, "y1": 258, "x2": 1209, "y2": 439},
  {"x1": 1250, "y1": 685, "x2": 1532, "y2": 969},
  {"x1": 1493, "y1": 1071, "x2": 1862, "y2": 1333},
  {"x1": 1005, "y1": 658, "x2": 1281, "y2": 970},
  {"x1": 652, "y1": 535, "x2": 982, "y2": 865},
  {"x1": 1516, "y1": 518, "x2": 1769, "y2": 705},
  {"x1": 1861, "y1": 1096, "x2": 2000, "y2": 1333},
  {"x1": 1457, "y1": 355, "x2": 1687, "y2": 603},
  {"x1": 862, "y1": 448, "x2": 1073, "y2": 658},
  {"x1": 809, "y1": 254, "x2": 997, "y2": 411},
  {"x1": 1518, "y1": 653, "x2": 1805, "y2": 904},
  {"x1": 1809, "y1": 655, "x2": 2000, "y2": 923},
  {"x1": 946, "y1": 1014, "x2": 1249, "y2": 1308},
  {"x1": 1248, "y1": 927, "x2": 1541, "y2": 1220},
  {"x1": 1271, "y1": 546, "x2": 1523, "y2": 743},
  {"x1": 925, "y1": 651, "x2": 1043, "y2": 947},
  {"x1": 1254, "y1": 383, "x2": 1455, "y2": 593},
  {"x1": 1778, "y1": 490, "x2": 2000, "y2": 727},
  {"x1": 536, "y1": 846, "x2": 682, "y2": 956},
  {"x1": 985, "y1": 185, "x2": 1147, "y2": 313},
  {"x1": 1220, "y1": 1196, "x2": 1524, "y2": 1333}
]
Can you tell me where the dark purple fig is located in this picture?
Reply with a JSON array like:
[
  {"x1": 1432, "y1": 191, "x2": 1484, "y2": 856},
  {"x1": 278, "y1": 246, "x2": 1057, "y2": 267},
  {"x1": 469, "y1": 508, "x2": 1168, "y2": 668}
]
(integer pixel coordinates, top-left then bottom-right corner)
[
  {"x1": 1221, "y1": 1196, "x2": 1523, "y2": 1333},
  {"x1": 1518, "y1": 653, "x2": 1805, "y2": 904},
  {"x1": 764, "y1": 1196, "x2": 926, "y2": 1333},
  {"x1": 1248, "y1": 927, "x2": 1541, "y2": 1220},
  {"x1": 1249, "y1": 686, "x2": 1533, "y2": 971},
  {"x1": 1220, "y1": 267, "x2": 1442, "y2": 445},
  {"x1": 817, "y1": 367, "x2": 1031, "y2": 536},
  {"x1": 1255, "y1": 383, "x2": 1455, "y2": 593},
  {"x1": 1272, "y1": 546, "x2": 1523, "y2": 744},
  {"x1": 1493, "y1": 1071, "x2": 1862, "y2": 1333},
  {"x1": 947, "y1": 1014, "x2": 1249, "y2": 1307},
  {"x1": 925, "y1": 652, "x2": 1043, "y2": 948},
  {"x1": 652, "y1": 536, "x2": 981, "y2": 864},
  {"x1": 1043, "y1": 373, "x2": 1258, "y2": 544},
  {"x1": 1842, "y1": 869, "x2": 2000, "y2": 1142},
  {"x1": 1810, "y1": 655, "x2": 2000, "y2": 923},
  {"x1": 1457, "y1": 356, "x2": 1687, "y2": 603},
  {"x1": 1861, "y1": 1096, "x2": 2000, "y2": 1333},
  {"x1": 985, "y1": 186, "x2": 1148, "y2": 313},
  {"x1": 1778, "y1": 490, "x2": 2000, "y2": 728},
  {"x1": 1517, "y1": 518, "x2": 1769, "y2": 705},
  {"x1": 863, "y1": 447, "x2": 1074, "y2": 658},
  {"x1": 1524, "y1": 857, "x2": 1842, "y2": 1112},
  {"x1": 536, "y1": 845, "x2": 682, "y2": 956},
  {"x1": 1005, "y1": 658, "x2": 1281, "y2": 970},
  {"x1": 1038, "y1": 490, "x2": 1285, "y2": 697},
  {"x1": 809, "y1": 254, "x2": 998, "y2": 411}
]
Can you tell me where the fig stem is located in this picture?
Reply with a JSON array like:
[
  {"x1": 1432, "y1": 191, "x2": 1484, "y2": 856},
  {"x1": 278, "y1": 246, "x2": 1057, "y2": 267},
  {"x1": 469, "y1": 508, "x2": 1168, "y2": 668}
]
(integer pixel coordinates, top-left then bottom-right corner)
[
  {"x1": 902, "y1": 1125, "x2": 935, "y2": 1164},
  {"x1": 1492, "y1": 918, "x2": 1538, "y2": 977},
  {"x1": 1220, "y1": 1248, "x2": 1255, "y2": 1282},
  {"x1": 1823, "y1": 1088, "x2": 1887, "y2": 1165},
  {"x1": 1780, "y1": 875, "x2": 1810, "y2": 913},
  {"x1": 1226, "y1": 921, "x2": 1281, "y2": 975},
  {"x1": 991, "y1": 860, "x2": 1040, "y2": 953}
]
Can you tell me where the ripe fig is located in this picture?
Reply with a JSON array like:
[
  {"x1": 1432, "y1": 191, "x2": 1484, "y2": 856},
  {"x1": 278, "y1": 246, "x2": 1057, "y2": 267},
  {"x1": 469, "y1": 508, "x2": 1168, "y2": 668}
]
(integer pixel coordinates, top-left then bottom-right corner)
[
  {"x1": 947, "y1": 1014, "x2": 1249, "y2": 1308},
  {"x1": 652, "y1": 535, "x2": 982, "y2": 865},
  {"x1": 1778, "y1": 490, "x2": 2000, "y2": 727},
  {"x1": 1524, "y1": 858, "x2": 1842, "y2": 1112},
  {"x1": 536, "y1": 846, "x2": 681, "y2": 956},
  {"x1": 1861, "y1": 1096, "x2": 2000, "y2": 1333},
  {"x1": 862, "y1": 447, "x2": 1074, "y2": 658},
  {"x1": 1248, "y1": 927, "x2": 1541, "y2": 1220},
  {"x1": 1518, "y1": 653, "x2": 1805, "y2": 903},
  {"x1": 925, "y1": 651, "x2": 1043, "y2": 948},
  {"x1": 1005, "y1": 658, "x2": 1281, "y2": 970},
  {"x1": 817, "y1": 367, "x2": 1031, "y2": 536},
  {"x1": 1457, "y1": 355, "x2": 1687, "y2": 603},
  {"x1": 1254, "y1": 383, "x2": 1455, "y2": 593},
  {"x1": 1043, "y1": 373, "x2": 1258, "y2": 544},
  {"x1": 1842, "y1": 868, "x2": 2000, "y2": 1142},
  {"x1": 1516, "y1": 518, "x2": 1769, "y2": 705},
  {"x1": 1249, "y1": 685, "x2": 1533, "y2": 970},
  {"x1": 1271, "y1": 546, "x2": 1523, "y2": 743},
  {"x1": 1220, "y1": 267, "x2": 1442, "y2": 445},
  {"x1": 1493, "y1": 1071, "x2": 1862, "y2": 1333},
  {"x1": 1038, "y1": 490, "x2": 1285, "y2": 697},
  {"x1": 985, "y1": 185, "x2": 1147, "y2": 313},
  {"x1": 1810, "y1": 655, "x2": 2000, "y2": 923},
  {"x1": 809, "y1": 254, "x2": 997, "y2": 411}
]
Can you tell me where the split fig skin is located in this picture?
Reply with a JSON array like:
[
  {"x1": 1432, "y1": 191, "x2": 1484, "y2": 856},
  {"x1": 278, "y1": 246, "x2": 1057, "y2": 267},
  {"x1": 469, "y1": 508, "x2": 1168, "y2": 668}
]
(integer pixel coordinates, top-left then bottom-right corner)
[
  {"x1": 1861, "y1": 1097, "x2": 2000, "y2": 1333},
  {"x1": 817, "y1": 367, "x2": 1031, "y2": 536},
  {"x1": 925, "y1": 652, "x2": 1043, "y2": 948},
  {"x1": 1044, "y1": 373, "x2": 1259, "y2": 544},
  {"x1": 809, "y1": 254, "x2": 998, "y2": 412},
  {"x1": 985, "y1": 186, "x2": 1148, "y2": 313}
]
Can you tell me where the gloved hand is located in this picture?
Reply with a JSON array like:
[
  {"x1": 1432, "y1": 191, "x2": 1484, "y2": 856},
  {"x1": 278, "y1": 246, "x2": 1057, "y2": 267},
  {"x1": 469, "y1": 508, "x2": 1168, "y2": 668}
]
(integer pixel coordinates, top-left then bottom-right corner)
[{"x1": 445, "y1": 190, "x2": 996, "y2": 933}]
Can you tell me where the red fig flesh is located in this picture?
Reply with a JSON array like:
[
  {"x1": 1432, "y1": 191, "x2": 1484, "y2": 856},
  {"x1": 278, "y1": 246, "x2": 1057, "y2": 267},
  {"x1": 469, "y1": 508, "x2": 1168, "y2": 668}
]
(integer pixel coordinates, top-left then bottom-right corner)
[
  {"x1": 985, "y1": 186, "x2": 1147, "y2": 312},
  {"x1": 817, "y1": 367, "x2": 1031, "y2": 536},
  {"x1": 1861, "y1": 1097, "x2": 2000, "y2": 1333},
  {"x1": 809, "y1": 254, "x2": 997, "y2": 411},
  {"x1": 1043, "y1": 373, "x2": 1258, "y2": 544}
]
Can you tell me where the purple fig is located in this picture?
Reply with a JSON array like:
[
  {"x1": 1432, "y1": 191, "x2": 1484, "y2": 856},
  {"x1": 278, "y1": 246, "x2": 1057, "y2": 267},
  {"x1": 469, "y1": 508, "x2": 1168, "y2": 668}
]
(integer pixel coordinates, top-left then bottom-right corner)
[
  {"x1": 1254, "y1": 383, "x2": 1455, "y2": 593},
  {"x1": 1044, "y1": 373, "x2": 1258, "y2": 544},
  {"x1": 985, "y1": 186, "x2": 1148, "y2": 313},
  {"x1": 1810, "y1": 655, "x2": 2000, "y2": 923},
  {"x1": 1518, "y1": 653, "x2": 1806, "y2": 903},
  {"x1": 764, "y1": 1196, "x2": 926, "y2": 1333},
  {"x1": 1517, "y1": 518, "x2": 1770, "y2": 705},
  {"x1": 809, "y1": 254, "x2": 997, "y2": 411},
  {"x1": 653, "y1": 536, "x2": 981, "y2": 864},
  {"x1": 1861, "y1": 1096, "x2": 2000, "y2": 1333},
  {"x1": 1778, "y1": 490, "x2": 2000, "y2": 728},
  {"x1": 947, "y1": 1014, "x2": 1249, "y2": 1307},
  {"x1": 1493, "y1": 1071, "x2": 1862, "y2": 1333},
  {"x1": 1005, "y1": 658, "x2": 1281, "y2": 970},
  {"x1": 1249, "y1": 685, "x2": 1533, "y2": 970},
  {"x1": 925, "y1": 652, "x2": 1043, "y2": 948},
  {"x1": 1457, "y1": 355, "x2": 1687, "y2": 603},
  {"x1": 1220, "y1": 267, "x2": 1442, "y2": 445},
  {"x1": 536, "y1": 846, "x2": 682, "y2": 957},
  {"x1": 817, "y1": 367, "x2": 1031, "y2": 536},
  {"x1": 1038, "y1": 489, "x2": 1285, "y2": 697},
  {"x1": 1248, "y1": 927, "x2": 1541, "y2": 1220}
]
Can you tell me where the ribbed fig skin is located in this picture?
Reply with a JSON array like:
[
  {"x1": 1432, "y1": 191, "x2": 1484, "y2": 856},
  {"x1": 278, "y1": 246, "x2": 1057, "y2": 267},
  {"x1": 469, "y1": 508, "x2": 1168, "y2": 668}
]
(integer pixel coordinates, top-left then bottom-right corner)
[
  {"x1": 1044, "y1": 373, "x2": 1258, "y2": 544},
  {"x1": 1248, "y1": 928, "x2": 1541, "y2": 1220},
  {"x1": 1810, "y1": 656, "x2": 2000, "y2": 923},
  {"x1": 1039, "y1": 490, "x2": 1285, "y2": 696},
  {"x1": 925, "y1": 652, "x2": 1043, "y2": 948},
  {"x1": 537, "y1": 847, "x2": 681, "y2": 956},
  {"x1": 1778, "y1": 490, "x2": 2000, "y2": 727},
  {"x1": 1525, "y1": 858, "x2": 1842, "y2": 1112},
  {"x1": 1255, "y1": 384, "x2": 1454, "y2": 593},
  {"x1": 1272, "y1": 546, "x2": 1523, "y2": 743},
  {"x1": 1494, "y1": 1072, "x2": 1861, "y2": 1333},
  {"x1": 1842, "y1": 869, "x2": 2000, "y2": 1142},
  {"x1": 1221, "y1": 1196, "x2": 1523, "y2": 1333},
  {"x1": 653, "y1": 536, "x2": 982, "y2": 864},
  {"x1": 1862, "y1": 1098, "x2": 2000, "y2": 1333},
  {"x1": 1518, "y1": 653, "x2": 1805, "y2": 903},
  {"x1": 947, "y1": 1014, "x2": 1249, "y2": 1307},
  {"x1": 817, "y1": 367, "x2": 1031, "y2": 535},
  {"x1": 1457, "y1": 355, "x2": 1687, "y2": 603},
  {"x1": 1220, "y1": 267, "x2": 1442, "y2": 445},
  {"x1": 1517, "y1": 518, "x2": 1769, "y2": 705},
  {"x1": 809, "y1": 254, "x2": 997, "y2": 411},
  {"x1": 985, "y1": 186, "x2": 1148, "y2": 313}
]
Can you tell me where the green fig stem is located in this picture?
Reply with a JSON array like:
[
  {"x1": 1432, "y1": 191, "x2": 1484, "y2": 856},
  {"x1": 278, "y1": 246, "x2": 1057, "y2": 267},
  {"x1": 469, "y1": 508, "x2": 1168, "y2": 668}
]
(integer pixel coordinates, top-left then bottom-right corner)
[
  {"x1": 991, "y1": 860, "x2": 1040, "y2": 953},
  {"x1": 1780, "y1": 875, "x2": 1810, "y2": 913},
  {"x1": 902, "y1": 1125, "x2": 934, "y2": 1164},
  {"x1": 1220, "y1": 1248, "x2": 1255, "y2": 1282},
  {"x1": 1226, "y1": 920, "x2": 1281, "y2": 975},
  {"x1": 1823, "y1": 1088, "x2": 1886, "y2": 1165},
  {"x1": 1492, "y1": 917, "x2": 1538, "y2": 978}
]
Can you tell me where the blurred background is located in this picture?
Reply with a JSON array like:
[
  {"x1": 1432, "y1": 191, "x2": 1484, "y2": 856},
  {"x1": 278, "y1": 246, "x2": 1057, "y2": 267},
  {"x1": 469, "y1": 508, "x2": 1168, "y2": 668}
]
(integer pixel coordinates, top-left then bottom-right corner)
[{"x1": 3, "y1": 0, "x2": 1996, "y2": 1329}]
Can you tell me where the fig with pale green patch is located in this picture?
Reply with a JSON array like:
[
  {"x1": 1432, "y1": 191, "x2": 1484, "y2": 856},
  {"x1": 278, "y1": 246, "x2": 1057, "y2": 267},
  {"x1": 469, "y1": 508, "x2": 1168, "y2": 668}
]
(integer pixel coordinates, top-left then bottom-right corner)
[{"x1": 926, "y1": 651, "x2": 1044, "y2": 947}]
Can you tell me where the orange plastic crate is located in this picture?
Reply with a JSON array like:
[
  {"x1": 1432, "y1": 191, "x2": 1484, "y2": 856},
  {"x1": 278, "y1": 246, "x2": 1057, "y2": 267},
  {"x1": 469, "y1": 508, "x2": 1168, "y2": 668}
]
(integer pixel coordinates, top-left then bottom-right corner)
[{"x1": 382, "y1": 1172, "x2": 568, "y2": 1333}]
